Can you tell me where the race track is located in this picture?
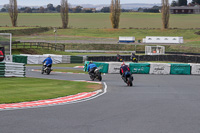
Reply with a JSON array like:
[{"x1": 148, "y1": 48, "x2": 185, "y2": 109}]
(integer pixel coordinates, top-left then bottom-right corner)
[{"x1": 1, "y1": 66, "x2": 200, "y2": 133}]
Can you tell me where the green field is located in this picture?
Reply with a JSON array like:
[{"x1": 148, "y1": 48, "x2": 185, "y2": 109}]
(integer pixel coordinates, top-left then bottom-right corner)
[
  {"x1": 1, "y1": 12, "x2": 200, "y2": 53},
  {"x1": 0, "y1": 77, "x2": 100, "y2": 104},
  {"x1": 1, "y1": 13, "x2": 200, "y2": 28},
  {"x1": 10, "y1": 28, "x2": 200, "y2": 43}
]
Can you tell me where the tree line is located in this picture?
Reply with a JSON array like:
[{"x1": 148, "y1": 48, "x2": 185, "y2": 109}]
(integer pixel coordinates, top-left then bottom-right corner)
[
  {"x1": 0, "y1": 4, "x2": 136, "y2": 13},
  {"x1": 7, "y1": 0, "x2": 176, "y2": 29},
  {"x1": 1, "y1": 4, "x2": 91, "y2": 13},
  {"x1": 171, "y1": 0, "x2": 200, "y2": 6}
]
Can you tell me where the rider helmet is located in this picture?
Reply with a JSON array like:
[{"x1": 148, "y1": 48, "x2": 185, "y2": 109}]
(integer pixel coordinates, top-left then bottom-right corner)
[
  {"x1": 89, "y1": 61, "x2": 93, "y2": 64},
  {"x1": 121, "y1": 62, "x2": 125, "y2": 66}
]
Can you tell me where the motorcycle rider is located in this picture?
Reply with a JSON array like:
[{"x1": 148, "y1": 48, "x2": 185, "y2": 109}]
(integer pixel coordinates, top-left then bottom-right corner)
[
  {"x1": 0, "y1": 50, "x2": 4, "y2": 61},
  {"x1": 42, "y1": 55, "x2": 53, "y2": 70},
  {"x1": 87, "y1": 61, "x2": 97, "y2": 76},
  {"x1": 117, "y1": 54, "x2": 123, "y2": 62},
  {"x1": 120, "y1": 62, "x2": 131, "y2": 82},
  {"x1": 131, "y1": 52, "x2": 138, "y2": 63}
]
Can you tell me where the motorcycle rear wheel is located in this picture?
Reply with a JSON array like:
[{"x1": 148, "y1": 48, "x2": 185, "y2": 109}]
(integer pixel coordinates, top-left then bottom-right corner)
[
  {"x1": 47, "y1": 69, "x2": 51, "y2": 75},
  {"x1": 128, "y1": 78, "x2": 133, "y2": 86},
  {"x1": 90, "y1": 75, "x2": 95, "y2": 81}
]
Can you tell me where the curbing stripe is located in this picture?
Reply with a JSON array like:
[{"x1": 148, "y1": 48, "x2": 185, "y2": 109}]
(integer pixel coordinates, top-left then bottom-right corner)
[
  {"x1": 0, "y1": 81, "x2": 107, "y2": 111},
  {"x1": 74, "y1": 66, "x2": 84, "y2": 68}
]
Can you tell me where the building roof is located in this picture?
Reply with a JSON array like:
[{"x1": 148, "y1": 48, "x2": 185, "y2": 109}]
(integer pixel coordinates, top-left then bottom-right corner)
[{"x1": 170, "y1": 6, "x2": 200, "y2": 10}]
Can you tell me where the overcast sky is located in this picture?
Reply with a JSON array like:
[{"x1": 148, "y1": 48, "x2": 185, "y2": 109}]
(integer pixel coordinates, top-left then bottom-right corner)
[{"x1": 0, "y1": 0, "x2": 193, "y2": 6}]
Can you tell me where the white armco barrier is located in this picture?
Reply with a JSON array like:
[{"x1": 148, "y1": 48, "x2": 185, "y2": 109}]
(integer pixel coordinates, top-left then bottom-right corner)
[
  {"x1": 62, "y1": 55, "x2": 71, "y2": 63},
  {"x1": 107, "y1": 62, "x2": 130, "y2": 74},
  {"x1": 43, "y1": 54, "x2": 62, "y2": 64},
  {"x1": 21, "y1": 54, "x2": 40, "y2": 64},
  {"x1": 119, "y1": 36, "x2": 135, "y2": 43},
  {"x1": 149, "y1": 63, "x2": 171, "y2": 75},
  {"x1": 4, "y1": 62, "x2": 25, "y2": 77},
  {"x1": 28, "y1": 55, "x2": 40, "y2": 64},
  {"x1": 143, "y1": 36, "x2": 183, "y2": 44},
  {"x1": 189, "y1": 63, "x2": 200, "y2": 75},
  {"x1": 107, "y1": 62, "x2": 122, "y2": 74}
]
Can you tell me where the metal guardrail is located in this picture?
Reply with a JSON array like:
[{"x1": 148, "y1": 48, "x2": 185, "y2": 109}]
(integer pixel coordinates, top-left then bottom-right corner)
[{"x1": 12, "y1": 42, "x2": 65, "y2": 51}]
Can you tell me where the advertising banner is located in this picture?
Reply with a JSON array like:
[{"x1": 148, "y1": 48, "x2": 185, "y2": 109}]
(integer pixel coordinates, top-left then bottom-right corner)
[
  {"x1": 129, "y1": 63, "x2": 150, "y2": 74},
  {"x1": 170, "y1": 63, "x2": 191, "y2": 75},
  {"x1": 107, "y1": 62, "x2": 130, "y2": 74},
  {"x1": 84, "y1": 61, "x2": 109, "y2": 73},
  {"x1": 189, "y1": 63, "x2": 200, "y2": 75},
  {"x1": 149, "y1": 63, "x2": 171, "y2": 75},
  {"x1": 108, "y1": 62, "x2": 123, "y2": 74}
]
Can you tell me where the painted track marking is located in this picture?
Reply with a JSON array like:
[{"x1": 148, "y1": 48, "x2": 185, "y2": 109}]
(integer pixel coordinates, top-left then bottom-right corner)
[{"x1": 0, "y1": 82, "x2": 107, "y2": 111}]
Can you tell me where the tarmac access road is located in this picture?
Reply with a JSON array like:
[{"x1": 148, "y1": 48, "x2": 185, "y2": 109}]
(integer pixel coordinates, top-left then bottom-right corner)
[
  {"x1": 1, "y1": 66, "x2": 200, "y2": 133},
  {"x1": 19, "y1": 40, "x2": 179, "y2": 45}
]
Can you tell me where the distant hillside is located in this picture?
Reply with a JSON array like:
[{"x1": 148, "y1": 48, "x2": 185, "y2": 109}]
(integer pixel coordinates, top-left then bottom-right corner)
[{"x1": 0, "y1": 3, "x2": 160, "y2": 10}]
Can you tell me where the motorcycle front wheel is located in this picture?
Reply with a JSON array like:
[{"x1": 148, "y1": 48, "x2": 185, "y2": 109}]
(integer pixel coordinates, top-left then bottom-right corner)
[
  {"x1": 41, "y1": 68, "x2": 44, "y2": 74},
  {"x1": 90, "y1": 75, "x2": 95, "y2": 81},
  {"x1": 98, "y1": 75, "x2": 102, "y2": 81}
]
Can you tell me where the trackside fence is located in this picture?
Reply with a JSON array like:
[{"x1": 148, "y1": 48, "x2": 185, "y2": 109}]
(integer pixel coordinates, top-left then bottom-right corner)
[
  {"x1": 10, "y1": 54, "x2": 86, "y2": 64},
  {"x1": 84, "y1": 61, "x2": 200, "y2": 75},
  {"x1": 12, "y1": 42, "x2": 65, "y2": 51},
  {"x1": 87, "y1": 55, "x2": 200, "y2": 63}
]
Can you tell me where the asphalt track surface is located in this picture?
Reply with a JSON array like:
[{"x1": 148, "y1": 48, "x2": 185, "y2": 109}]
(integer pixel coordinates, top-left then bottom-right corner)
[{"x1": 1, "y1": 66, "x2": 200, "y2": 133}]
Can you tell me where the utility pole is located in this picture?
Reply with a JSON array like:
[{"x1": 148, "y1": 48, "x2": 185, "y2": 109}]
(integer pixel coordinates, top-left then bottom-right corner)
[{"x1": 54, "y1": 28, "x2": 57, "y2": 50}]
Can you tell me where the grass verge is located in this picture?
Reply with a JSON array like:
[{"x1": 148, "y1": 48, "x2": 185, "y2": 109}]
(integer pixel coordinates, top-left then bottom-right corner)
[
  {"x1": 26, "y1": 63, "x2": 84, "y2": 67},
  {"x1": 0, "y1": 77, "x2": 101, "y2": 104}
]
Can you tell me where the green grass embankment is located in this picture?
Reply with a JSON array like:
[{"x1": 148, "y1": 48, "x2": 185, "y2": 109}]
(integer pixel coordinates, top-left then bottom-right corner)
[{"x1": 0, "y1": 77, "x2": 101, "y2": 104}]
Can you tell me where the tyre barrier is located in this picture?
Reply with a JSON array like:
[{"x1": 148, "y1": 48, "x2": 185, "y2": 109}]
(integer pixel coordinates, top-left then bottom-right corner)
[
  {"x1": 0, "y1": 62, "x2": 26, "y2": 77},
  {"x1": 87, "y1": 55, "x2": 200, "y2": 63},
  {"x1": 84, "y1": 61, "x2": 200, "y2": 75},
  {"x1": 9, "y1": 54, "x2": 86, "y2": 64}
]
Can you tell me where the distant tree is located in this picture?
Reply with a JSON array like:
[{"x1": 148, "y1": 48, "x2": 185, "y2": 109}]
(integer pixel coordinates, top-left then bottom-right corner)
[
  {"x1": 3, "y1": 4, "x2": 9, "y2": 11},
  {"x1": 9, "y1": 0, "x2": 18, "y2": 27},
  {"x1": 73, "y1": 6, "x2": 82, "y2": 13},
  {"x1": 39, "y1": 6, "x2": 45, "y2": 13},
  {"x1": 192, "y1": 0, "x2": 200, "y2": 4},
  {"x1": 162, "y1": 0, "x2": 170, "y2": 29},
  {"x1": 56, "y1": 5, "x2": 61, "y2": 12},
  {"x1": 47, "y1": 3, "x2": 55, "y2": 11},
  {"x1": 18, "y1": 7, "x2": 26, "y2": 12},
  {"x1": 101, "y1": 7, "x2": 110, "y2": 12},
  {"x1": 143, "y1": 8, "x2": 159, "y2": 13},
  {"x1": 110, "y1": 0, "x2": 121, "y2": 29},
  {"x1": 138, "y1": 8, "x2": 144, "y2": 12},
  {"x1": 171, "y1": 0, "x2": 178, "y2": 6},
  {"x1": 1, "y1": 8, "x2": 7, "y2": 12},
  {"x1": 178, "y1": 0, "x2": 187, "y2": 6},
  {"x1": 60, "y1": 0, "x2": 69, "y2": 29},
  {"x1": 143, "y1": 6, "x2": 161, "y2": 13},
  {"x1": 24, "y1": 7, "x2": 32, "y2": 13},
  {"x1": 83, "y1": 9, "x2": 93, "y2": 13}
]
